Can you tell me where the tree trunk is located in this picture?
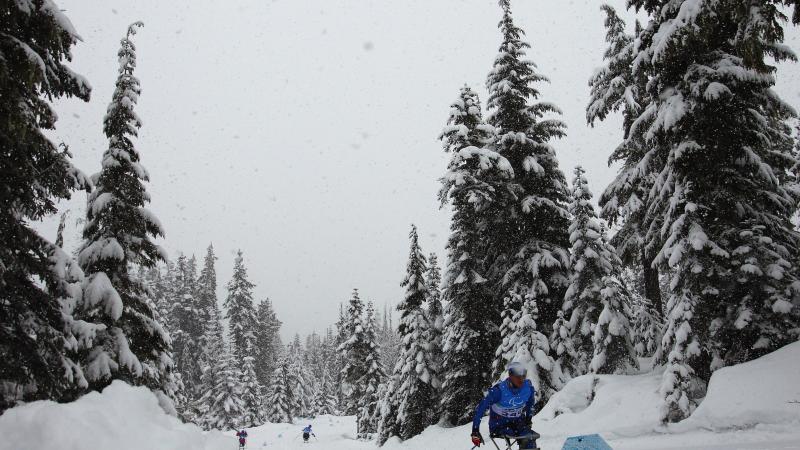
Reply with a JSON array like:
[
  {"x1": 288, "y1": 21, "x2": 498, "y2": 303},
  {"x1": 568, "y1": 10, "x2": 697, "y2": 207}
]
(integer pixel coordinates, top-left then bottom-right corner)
[{"x1": 641, "y1": 250, "x2": 663, "y2": 317}]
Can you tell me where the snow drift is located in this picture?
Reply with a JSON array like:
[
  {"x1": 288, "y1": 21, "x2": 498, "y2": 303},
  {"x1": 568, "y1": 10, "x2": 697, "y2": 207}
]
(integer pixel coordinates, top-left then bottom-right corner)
[
  {"x1": 677, "y1": 340, "x2": 800, "y2": 431},
  {"x1": 0, "y1": 381, "x2": 231, "y2": 450}
]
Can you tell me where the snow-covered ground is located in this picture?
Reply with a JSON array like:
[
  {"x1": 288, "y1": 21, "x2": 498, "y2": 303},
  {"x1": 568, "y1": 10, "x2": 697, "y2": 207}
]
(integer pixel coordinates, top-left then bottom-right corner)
[{"x1": 2, "y1": 342, "x2": 799, "y2": 450}]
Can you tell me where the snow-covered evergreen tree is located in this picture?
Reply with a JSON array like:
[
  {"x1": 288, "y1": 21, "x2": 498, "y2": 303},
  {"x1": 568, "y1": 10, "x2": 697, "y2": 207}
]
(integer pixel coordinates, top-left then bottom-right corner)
[
  {"x1": 338, "y1": 289, "x2": 370, "y2": 415},
  {"x1": 437, "y1": 86, "x2": 512, "y2": 426},
  {"x1": 313, "y1": 364, "x2": 338, "y2": 416},
  {"x1": 288, "y1": 337, "x2": 313, "y2": 418},
  {"x1": 550, "y1": 309, "x2": 578, "y2": 379},
  {"x1": 630, "y1": 289, "x2": 664, "y2": 358},
  {"x1": 486, "y1": 0, "x2": 570, "y2": 337},
  {"x1": 154, "y1": 261, "x2": 175, "y2": 325},
  {"x1": 146, "y1": 265, "x2": 171, "y2": 325},
  {"x1": 222, "y1": 251, "x2": 263, "y2": 422},
  {"x1": 506, "y1": 289, "x2": 561, "y2": 409},
  {"x1": 424, "y1": 253, "x2": 444, "y2": 393},
  {"x1": 192, "y1": 244, "x2": 222, "y2": 421},
  {"x1": 267, "y1": 353, "x2": 294, "y2": 424},
  {"x1": 376, "y1": 374, "x2": 401, "y2": 445},
  {"x1": 196, "y1": 244, "x2": 218, "y2": 326},
  {"x1": 333, "y1": 303, "x2": 349, "y2": 411},
  {"x1": 493, "y1": 292, "x2": 522, "y2": 380},
  {"x1": 169, "y1": 254, "x2": 204, "y2": 412},
  {"x1": 240, "y1": 353, "x2": 263, "y2": 426},
  {"x1": 201, "y1": 343, "x2": 245, "y2": 430},
  {"x1": 622, "y1": 267, "x2": 664, "y2": 358},
  {"x1": 590, "y1": 274, "x2": 638, "y2": 375},
  {"x1": 320, "y1": 328, "x2": 340, "y2": 393},
  {"x1": 75, "y1": 22, "x2": 176, "y2": 400},
  {"x1": 224, "y1": 250, "x2": 259, "y2": 362},
  {"x1": 562, "y1": 166, "x2": 637, "y2": 376},
  {"x1": 377, "y1": 304, "x2": 401, "y2": 376},
  {"x1": 620, "y1": 0, "x2": 800, "y2": 422},
  {"x1": 387, "y1": 225, "x2": 438, "y2": 440},
  {"x1": 0, "y1": 1, "x2": 94, "y2": 410},
  {"x1": 588, "y1": 5, "x2": 663, "y2": 317},
  {"x1": 254, "y1": 298, "x2": 282, "y2": 388},
  {"x1": 194, "y1": 304, "x2": 226, "y2": 428},
  {"x1": 357, "y1": 301, "x2": 385, "y2": 440},
  {"x1": 305, "y1": 331, "x2": 326, "y2": 382},
  {"x1": 379, "y1": 225, "x2": 439, "y2": 444}
]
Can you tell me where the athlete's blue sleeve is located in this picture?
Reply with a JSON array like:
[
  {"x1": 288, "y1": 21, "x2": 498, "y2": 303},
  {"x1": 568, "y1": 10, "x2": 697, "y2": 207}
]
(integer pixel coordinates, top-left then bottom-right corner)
[
  {"x1": 472, "y1": 385, "x2": 500, "y2": 431},
  {"x1": 525, "y1": 382, "x2": 536, "y2": 418}
]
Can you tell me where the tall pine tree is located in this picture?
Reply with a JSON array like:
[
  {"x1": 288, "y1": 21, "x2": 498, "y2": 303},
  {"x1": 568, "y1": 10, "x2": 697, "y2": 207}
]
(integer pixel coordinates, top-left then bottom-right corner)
[
  {"x1": 196, "y1": 244, "x2": 218, "y2": 326},
  {"x1": 267, "y1": 352, "x2": 294, "y2": 424},
  {"x1": 588, "y1": 5, "x2": 663, "y2": 317},
  {"x1": 561, "y1": 166, "x2": 637, "y2": 376},
  {"x1": 313, "y1": 363, "x2": 338, "y2": 416},
  {"x1": 254, "y1": 298, "x2": 282, "y2": 388},
  {"x1": 437, "y1": 86, "x2": 512, "y2": 426},
  {"x1": 194, "y1": 303, "x2": 226, "y2": 428},
  {"x1": 357, "y1": 301, "x2": 385, "y2": 440},
  {"x1": 224, "y1": 250, "x2": 258, "y2": 361},
  {"x1": 620, "y1": 0, "x2": 800, "y2": 422},
  {"x1": 377, "y1": 304, "x2": 401, "y2": 376},
  {"x1": 0, "y1": 0, "x2": 96, "y2": 411},
  {"x1": 200, "y1": 343, "x2": 244, "y2": 430},
  {"x1": 424, "y1": 253, "x2": 444, "y2": 394},
  {"x1": 338, "y1": 289, "x2": 370, "y2": 415},
  {"x1": 76, "y1": 22, "x2": 175, "y2": 400},
  {"x1": 486, "y1": 0, "x2": 570, "y2": 338},
  {"x1": 169, "y1": 254, "x2": 204, "y2": 413},
  {"x1": 387, "y1": 225, "x2": 437, "y2": 440},
  {"x1": 334, "y1": 303, "x2": 349, "y2": 412}
]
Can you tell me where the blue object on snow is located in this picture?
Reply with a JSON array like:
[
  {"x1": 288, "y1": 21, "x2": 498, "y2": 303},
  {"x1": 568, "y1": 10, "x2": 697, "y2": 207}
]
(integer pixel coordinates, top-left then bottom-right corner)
[{"x1": 561, "y1": 434, "x2": 613, "y2": 450}]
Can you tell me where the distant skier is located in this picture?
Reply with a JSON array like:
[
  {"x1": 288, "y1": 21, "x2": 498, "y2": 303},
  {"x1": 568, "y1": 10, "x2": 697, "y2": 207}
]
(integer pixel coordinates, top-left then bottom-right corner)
[
  {"x1": 236, "y1": 429, "x2": 248, "y2": 448},
  {"x1": 470, "y1": 362, "x2": 537, "y2": 449},
  {"x1": 302, "y1": 424, "x2": 316, "y2": 443}
]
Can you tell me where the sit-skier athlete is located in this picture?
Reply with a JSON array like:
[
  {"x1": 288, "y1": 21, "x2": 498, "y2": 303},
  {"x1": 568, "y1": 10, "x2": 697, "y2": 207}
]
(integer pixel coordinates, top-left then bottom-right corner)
[
  {"x1": 470, "y1": 362, "x2": 538, "y2": 449},
  {"x1": 302, "y1": 424, "x2": 316, "y2": 443},
  {"x1": 236, "y1": 429, "x2": 248, "y2": 448}
]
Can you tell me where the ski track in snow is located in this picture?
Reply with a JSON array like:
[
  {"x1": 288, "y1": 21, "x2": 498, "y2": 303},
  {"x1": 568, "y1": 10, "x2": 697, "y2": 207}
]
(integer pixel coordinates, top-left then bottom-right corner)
[{"x1": 226, "y1": 416, "x2": 371, "y2": 450}]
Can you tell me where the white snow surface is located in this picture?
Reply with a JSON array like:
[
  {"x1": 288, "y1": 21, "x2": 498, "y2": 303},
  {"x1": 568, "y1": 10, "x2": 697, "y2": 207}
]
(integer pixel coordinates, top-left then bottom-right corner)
[
  {"x1": 0, "y1": 381, "x2": 230, "y2": 450},
  {"x1": 2, "y1": 343, "x2": 799, "y2": 450}
]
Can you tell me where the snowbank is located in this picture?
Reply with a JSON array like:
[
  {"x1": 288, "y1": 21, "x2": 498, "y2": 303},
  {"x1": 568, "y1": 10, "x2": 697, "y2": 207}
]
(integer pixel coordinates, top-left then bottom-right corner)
[
  {"x1": 0, "y1": 381, "x2": 232, "y2": 450},
  {"x1": 677, "y1": 341, "x2": 800, "y2": 431},
  {"x1": 534, "y1": 370, "x2": 664, "y2": 441}
]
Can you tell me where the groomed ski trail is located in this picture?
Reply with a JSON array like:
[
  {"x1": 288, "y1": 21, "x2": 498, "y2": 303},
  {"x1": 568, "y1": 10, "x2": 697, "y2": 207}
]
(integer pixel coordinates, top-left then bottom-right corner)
[{"x1": 232, "y1": 416, "x2": 374, "y2": 450}]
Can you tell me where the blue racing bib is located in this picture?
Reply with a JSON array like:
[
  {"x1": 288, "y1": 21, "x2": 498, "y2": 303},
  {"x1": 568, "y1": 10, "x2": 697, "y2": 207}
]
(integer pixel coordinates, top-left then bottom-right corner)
[{"x1": 490, "y1": 379, "x2": 532, "y2": 419}]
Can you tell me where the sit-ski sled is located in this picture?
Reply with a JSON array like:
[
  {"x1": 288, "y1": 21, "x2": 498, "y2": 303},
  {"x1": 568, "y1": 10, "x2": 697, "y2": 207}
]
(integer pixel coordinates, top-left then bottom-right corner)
[{"x1": 472, "y1": 430, "x2": 541, "y2": 450}]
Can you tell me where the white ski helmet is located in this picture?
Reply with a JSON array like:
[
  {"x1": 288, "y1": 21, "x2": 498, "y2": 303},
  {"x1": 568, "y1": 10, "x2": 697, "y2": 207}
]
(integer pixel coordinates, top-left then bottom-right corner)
[{"x1": 507, "y1": 361, "x2": 528, "y2": 377}]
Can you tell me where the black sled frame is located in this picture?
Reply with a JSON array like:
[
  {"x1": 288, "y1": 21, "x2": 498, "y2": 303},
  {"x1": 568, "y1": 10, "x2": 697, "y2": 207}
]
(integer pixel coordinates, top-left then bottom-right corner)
[{"x1": 487, "y1": 431, "x2": 541, "y2": 450}]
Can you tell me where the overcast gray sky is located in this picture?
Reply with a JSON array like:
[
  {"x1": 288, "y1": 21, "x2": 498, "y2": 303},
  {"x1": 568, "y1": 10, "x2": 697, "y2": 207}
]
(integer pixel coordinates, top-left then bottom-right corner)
[{"x1": 40, "y1": 0, "x2": 800, "y2": 340}]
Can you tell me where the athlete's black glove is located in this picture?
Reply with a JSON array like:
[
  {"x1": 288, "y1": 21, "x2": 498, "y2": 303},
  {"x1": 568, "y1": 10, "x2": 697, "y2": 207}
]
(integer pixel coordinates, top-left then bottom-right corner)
[{"x1": 471, "y1": 430, "x2": 484, "y2": 446}]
